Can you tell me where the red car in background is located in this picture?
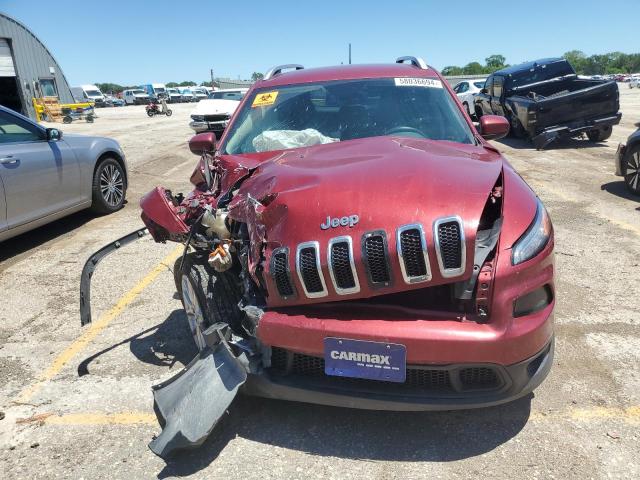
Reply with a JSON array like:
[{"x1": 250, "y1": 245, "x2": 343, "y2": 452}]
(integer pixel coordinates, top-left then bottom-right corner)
[{"x1": 83, "y1": 56, "x2": 555, "y2": 457}]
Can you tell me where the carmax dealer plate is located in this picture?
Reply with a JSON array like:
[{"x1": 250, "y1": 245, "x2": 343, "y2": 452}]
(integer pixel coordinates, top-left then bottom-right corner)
[{"x1": 324, "y1": 338, "x2": 406, "y2": 383}]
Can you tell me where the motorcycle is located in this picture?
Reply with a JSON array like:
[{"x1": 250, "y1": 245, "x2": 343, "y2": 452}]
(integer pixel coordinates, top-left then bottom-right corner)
[{"x1": 146, "y1": 96, "x2": 172, "y2": 117}]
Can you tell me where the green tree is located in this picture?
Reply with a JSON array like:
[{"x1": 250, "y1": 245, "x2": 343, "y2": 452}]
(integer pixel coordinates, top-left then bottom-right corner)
[
  {"x1": 562, "y1": 50, "x2": 587, "y2": 73},
  {"x1": 251, "y1": 71, "x2": 264, "y2": 81},
  {"x1": 463, "y1": 62, "x2": 484, "y2": 75},
  {"x1": 95, "y1": 82, "x2": 124, "y2": 94},
  {"x1": 441, "y1": 65, "x2": 464, "y2": 76},
  {"x1": 166, "y1": 82, "x2": 179, "y2": 88},
  {"x1": 485, "y1": 54, "x2": 506, "y2": 70},
  {"x1": 178, "y1": 81, "x2": 196, "y2": 87}
]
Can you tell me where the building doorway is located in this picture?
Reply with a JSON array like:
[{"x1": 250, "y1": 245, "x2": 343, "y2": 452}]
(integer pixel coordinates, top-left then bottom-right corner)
[{"x1": 0, "y1": 38, "x2": 23, "y2": 114}]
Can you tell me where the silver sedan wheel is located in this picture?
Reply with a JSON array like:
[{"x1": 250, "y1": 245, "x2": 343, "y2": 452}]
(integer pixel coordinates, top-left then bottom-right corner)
[
  {"x1": 181, "y1": 274, "x2": 207, "y2": 350},
  {"x1": 100, "y1": 164, "x2": 124, "y2": 207}
]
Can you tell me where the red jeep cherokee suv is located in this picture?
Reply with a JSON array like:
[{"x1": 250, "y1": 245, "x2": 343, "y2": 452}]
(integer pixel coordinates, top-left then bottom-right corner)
[{"x1": 83, "y1": 56, "x2": 555, "y2": 456}]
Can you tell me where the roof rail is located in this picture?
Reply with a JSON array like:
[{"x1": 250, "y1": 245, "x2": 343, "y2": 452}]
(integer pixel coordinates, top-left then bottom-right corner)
[
  {"x1": 263, "y1": 64, "x2": 304, "y2": 80},
  {"x1": 395, "y1": 56, "x2": 428, "y2": 69}
]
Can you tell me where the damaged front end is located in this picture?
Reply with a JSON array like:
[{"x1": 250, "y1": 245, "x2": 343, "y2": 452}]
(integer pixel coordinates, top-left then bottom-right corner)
[{"x1": 80, "y1": 131, "x2": 542, "y2": 457}]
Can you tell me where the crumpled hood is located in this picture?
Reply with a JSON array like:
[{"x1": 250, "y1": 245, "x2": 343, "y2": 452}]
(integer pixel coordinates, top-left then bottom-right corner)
[{"x1": 222, "y1": 136, "x2": 504, "y2": 304}]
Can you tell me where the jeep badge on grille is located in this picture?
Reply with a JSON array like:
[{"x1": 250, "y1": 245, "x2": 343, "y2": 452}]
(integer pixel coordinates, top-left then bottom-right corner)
[{"x1": 321, "y1": 215, "x2": 359, "y2": 230}]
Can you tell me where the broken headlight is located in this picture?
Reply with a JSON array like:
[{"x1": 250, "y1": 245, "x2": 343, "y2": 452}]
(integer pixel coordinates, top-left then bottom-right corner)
[{"x1": 511, "y1": 199, "x2": 552, "y2": 265}]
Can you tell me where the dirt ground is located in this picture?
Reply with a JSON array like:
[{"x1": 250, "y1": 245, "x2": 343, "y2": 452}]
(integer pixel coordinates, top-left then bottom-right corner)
[{"x1": 1, "y1": 90, "x2": 639, "y2": 479}]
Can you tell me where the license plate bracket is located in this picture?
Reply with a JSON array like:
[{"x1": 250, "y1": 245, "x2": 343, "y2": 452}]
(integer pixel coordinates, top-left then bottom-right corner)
[{"x1": 324, "y1": 337, "x2": 406, "y2": 383}]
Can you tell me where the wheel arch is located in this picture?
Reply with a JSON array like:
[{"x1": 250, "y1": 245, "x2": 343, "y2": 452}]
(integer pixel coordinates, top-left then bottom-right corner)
[{"x1": 93, "y1": 150, "x2": 128, "y2": 189}]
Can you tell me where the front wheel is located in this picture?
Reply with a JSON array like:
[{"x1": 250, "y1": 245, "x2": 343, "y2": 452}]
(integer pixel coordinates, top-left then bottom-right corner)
[
  {"x1": 622, "y1": 145, "x2": 640, "y2": 195},
  {"x1": 175, "y1": 254, "x2": 244, "y2": 349},
  {"x1": 91, "y1": 157, "x2": 126, "y2": 214},
  {"x1": 165, "y1": 109, "x2": 172, "y2": 117},
  {"x1": 146, "y1": 109, "x2": 154, "y2": 117},
  {"x1": 587, "y1": 126, "x2": 612, "y2": 142}
]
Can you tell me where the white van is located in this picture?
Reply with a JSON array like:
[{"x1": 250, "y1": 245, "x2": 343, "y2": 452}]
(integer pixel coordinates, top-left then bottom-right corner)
[
  {"x1": 123, "y1": 89, "x2": 151, "y2": 105},
  {"x1": 71, "y1": 84, "x2": 106, "y2": 107}
]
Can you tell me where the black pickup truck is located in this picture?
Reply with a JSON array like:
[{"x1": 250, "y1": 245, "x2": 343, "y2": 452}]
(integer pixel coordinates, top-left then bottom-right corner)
[{"x1": 474, "y1": 58, "x2": 621, "y2": 149}]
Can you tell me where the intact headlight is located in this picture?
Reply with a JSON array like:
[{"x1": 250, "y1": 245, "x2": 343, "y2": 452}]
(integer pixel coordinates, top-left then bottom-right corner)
[{"x1": 511, "y1": 199, "x2": 552, "y2": 265}]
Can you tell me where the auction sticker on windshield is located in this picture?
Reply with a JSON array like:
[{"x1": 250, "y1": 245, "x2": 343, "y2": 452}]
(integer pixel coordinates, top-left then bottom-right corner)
[
  {"x1": 394, "y1": 77, "x2": 442, "y2": 88},
  {"x1": 252, "y1": 91, "x2": 279, "y2": 107}
]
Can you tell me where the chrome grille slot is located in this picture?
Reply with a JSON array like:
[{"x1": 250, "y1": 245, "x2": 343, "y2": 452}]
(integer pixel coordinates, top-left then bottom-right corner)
[
  {"x1": 270, "y1": 248, "x2": 295, "y2": 298},
  {"x1": 434, "y1": 216, "x2": 466, "y2": 277},
  {"x1": 397, "y1": 224, "x2": 431, "y2": 284},
  {"x1": 328, "y1": 236, "x2": 359, "y2": 295},
  {"x1": 362, "y1": 231, "x2": 391, "y2": 286},
  {"x1": 296, "y1": 241, "x2": 328, "y2": 298}
]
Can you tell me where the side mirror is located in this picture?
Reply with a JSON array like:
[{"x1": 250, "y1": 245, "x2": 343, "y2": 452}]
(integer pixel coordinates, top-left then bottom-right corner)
[
  {"x1": 189, "y1": 132, "x2": 216, "y2": 155},
  {"x1": 479, "y1": 115, "x2": 510, "y2": 141},
  {"x1": 46, "y1": 128, "x2": 62, "y2": 141},
  {"x1": 480, "y1": 88, "x2": 488, "y2": 94}
]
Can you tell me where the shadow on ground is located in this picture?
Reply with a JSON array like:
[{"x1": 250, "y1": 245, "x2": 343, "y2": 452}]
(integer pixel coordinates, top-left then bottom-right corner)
[
  {"x1": 157, "y1": 394, "x2": 532, "y2": 478},
  {"x1": 495, "y1": 136, "x2": 607, "y2": 150},
  {"x1": 601, "y1": 181, "x2": 640, "y2": 205},
  {"x1": 0, "y1": 210, "x2": 94, "y2": 268},
  {"x1": 77, "y1": 309, "x2": 196, "y2": 376}
]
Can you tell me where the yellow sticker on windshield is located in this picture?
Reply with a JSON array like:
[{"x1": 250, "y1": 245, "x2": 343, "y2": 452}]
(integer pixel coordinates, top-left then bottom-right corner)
[{"x1": 252, "y1": 91, "x2": 279, "y2": 107}]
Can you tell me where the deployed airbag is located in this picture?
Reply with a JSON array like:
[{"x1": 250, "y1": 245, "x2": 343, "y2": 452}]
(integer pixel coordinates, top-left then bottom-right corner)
[
  {"x1": 252, "y1": 128, "x2": 338, "y2": 152},
  {"x1": 148, "y1": 342, "x2": 247, "y2": 458}
]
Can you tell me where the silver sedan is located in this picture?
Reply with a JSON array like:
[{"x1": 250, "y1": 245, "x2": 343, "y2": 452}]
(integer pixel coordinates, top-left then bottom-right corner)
[{"x1": 0, "y1": 106, "x2": 128, "y2": 242}]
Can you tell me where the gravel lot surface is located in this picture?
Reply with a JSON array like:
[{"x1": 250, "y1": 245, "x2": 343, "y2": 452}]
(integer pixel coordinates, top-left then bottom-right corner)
[{"x1": 1, "y1": 91, "x2": 639, "y2": 479}]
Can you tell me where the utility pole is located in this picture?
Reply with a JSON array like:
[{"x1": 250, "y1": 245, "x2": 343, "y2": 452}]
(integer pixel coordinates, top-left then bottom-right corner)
[
  {"x1": 348, "y1": 43, "x2": 352, "y2": 64},
  {"x1": 210, "y1": 68, "x2": 214, "y2": 88}
]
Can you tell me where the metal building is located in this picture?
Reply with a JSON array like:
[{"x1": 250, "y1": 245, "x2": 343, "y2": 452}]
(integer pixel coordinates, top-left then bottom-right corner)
[{"x1": 0, "y1": 12, "x2": 74, "y2": 119}]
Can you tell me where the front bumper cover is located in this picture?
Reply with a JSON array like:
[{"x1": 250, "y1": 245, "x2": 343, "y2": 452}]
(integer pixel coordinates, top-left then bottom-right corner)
[{"x1": 243, "y1": 336, "x2": 554, "y2": 411}]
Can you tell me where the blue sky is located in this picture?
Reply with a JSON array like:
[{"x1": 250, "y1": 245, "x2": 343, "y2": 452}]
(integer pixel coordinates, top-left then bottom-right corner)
[{"x1": 2, "y1": 0, "x2": 638, "y2": 85}]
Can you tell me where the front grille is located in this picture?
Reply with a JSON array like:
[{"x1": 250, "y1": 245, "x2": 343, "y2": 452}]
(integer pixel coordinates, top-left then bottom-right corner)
[
  {"x1": 202, "y1": 114, "x2": 229, "y2": 122},
  {"x1": 269, "y1": 348, "x2": 502, "y2": 394},
  {"x1": 459, "y1": 367, "x2": 500, "y2": 389},
  {"x1": 270, "y1": 249, "x2": 295, "y2": 297},
  {"x1": 297, "y1": 243, "x2": 326, "y2": 296},
  {"x1": 363, "y1": 233, "x2": 391, "y2": 285},
  {"x1": 398, "y1": 226, "x2": 430, "y2": 283},
  {"x1": 437, "y1": 221, "x2": 462, "y2": 270},
  {"x1": 329, "y1": 239, "x2": 357, "y2": 293}
]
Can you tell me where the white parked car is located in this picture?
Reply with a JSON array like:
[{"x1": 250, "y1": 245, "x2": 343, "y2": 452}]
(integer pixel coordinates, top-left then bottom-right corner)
[
  {"x1": 189, "y1": 89, "x2": 246, "y2": 138},
  {"x1": 629, "y1": 76, "x2": 640, "y2": 89},
  {"x1": 453, "y1": 78, "x2": 486, "y2": 118},
  {"x1": 123, "y1": 89, "x2": 151, "y2": 105},
  {"x1": 177, "y1": 87, "x2": 197, "y2": 102}
]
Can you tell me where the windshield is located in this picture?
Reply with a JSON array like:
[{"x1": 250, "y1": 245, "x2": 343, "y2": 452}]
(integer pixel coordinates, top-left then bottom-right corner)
[
  {"x1": 223, "y1": 78, "x2": 474, "y2": 155},
  {"x1": 132, "y1": 89, "x2": 145, "y2": 95},
  {"x1": 85, "y1": 90, "x2": 102, "y2": 96},
  {"x1": 154, "y1": 87, "x2": 165, "y2": 92},
  {"x1": 473, "y1": 81, "x2": 485, "y2": 88}
]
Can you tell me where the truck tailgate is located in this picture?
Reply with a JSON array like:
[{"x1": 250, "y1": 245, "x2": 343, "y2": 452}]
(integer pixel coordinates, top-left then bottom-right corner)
[{"x1": 534, "y1": 81, "x2": 619, "y2": 130}]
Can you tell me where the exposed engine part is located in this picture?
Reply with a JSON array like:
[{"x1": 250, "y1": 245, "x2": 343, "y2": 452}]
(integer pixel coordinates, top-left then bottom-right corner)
[
  {"x1": 208, "y1": 243, "x2": 232, "y2": 272},
  {"x1": 201, "y1": 208, "x2": 231, "y2": 239}
]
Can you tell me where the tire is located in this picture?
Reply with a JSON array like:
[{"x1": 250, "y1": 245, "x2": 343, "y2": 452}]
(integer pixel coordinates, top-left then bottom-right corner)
[
  {"x1": 176, "y1": 253, "x2": 243, "y2": 349},
  {"x1": 474, "y1": 105, "x2": 483, "y2": 120},
  {"x1": 462, "y1": 102, "x2": 471, "y2": 117},
  {"x1": 91, "y1": 157, "x2": 126, "y2": 214},
  {"x1": 86, "y1": 115, "x2": 94, "y2": 123},
  {"x1": 508, "y1": 114, "x2": 526, "y2": 138},
  {"x1": 63, "y1": 116, "x2": 72, "y2": 124},
  {"x1": 622, "y1": 145, "x2": 640, "y2": 195},
  {"x1": 146, "y1": 109, "x2": 154, "y2": 117},
  {"x1": 587, "y1": 126, "x2": 612, "y2": 142},
  {"x1": 166, "y1": 109, "x2": 172, "y2": 117}
]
